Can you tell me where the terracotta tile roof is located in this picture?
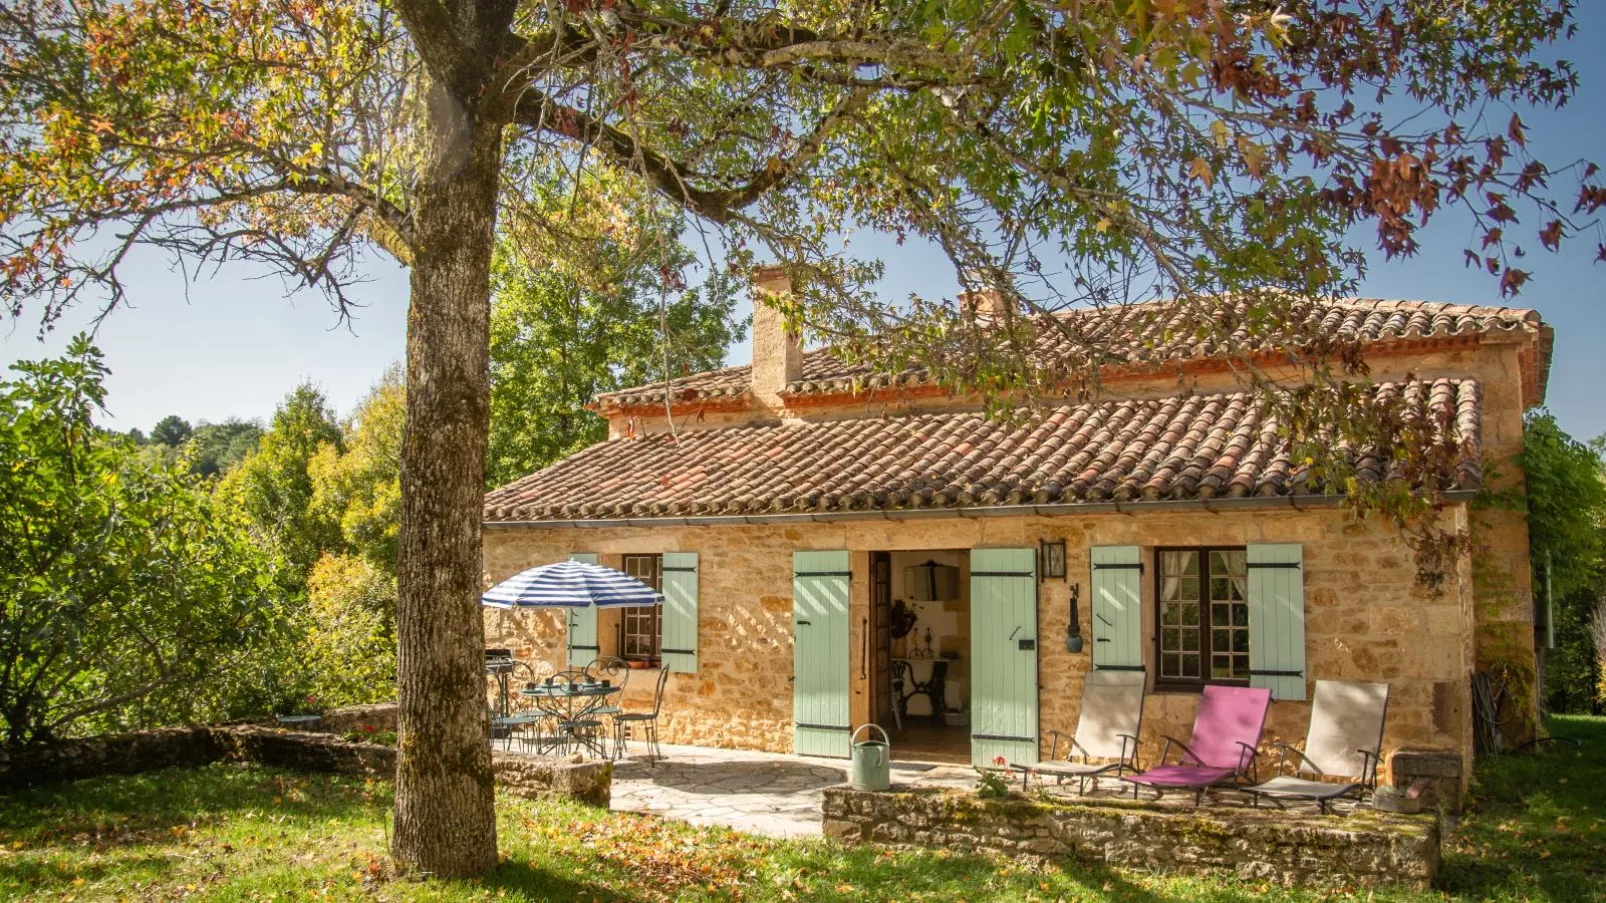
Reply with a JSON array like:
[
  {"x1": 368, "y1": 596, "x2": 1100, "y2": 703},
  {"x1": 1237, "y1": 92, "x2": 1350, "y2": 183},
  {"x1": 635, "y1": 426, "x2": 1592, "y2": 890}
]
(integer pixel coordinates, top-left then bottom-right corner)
[
  {"x1": 486, "y1": 379, "x2": 1480, "y2": 523},
  {"x1": 593, "y1": 297, "x2": 1543, "y2": 409}
]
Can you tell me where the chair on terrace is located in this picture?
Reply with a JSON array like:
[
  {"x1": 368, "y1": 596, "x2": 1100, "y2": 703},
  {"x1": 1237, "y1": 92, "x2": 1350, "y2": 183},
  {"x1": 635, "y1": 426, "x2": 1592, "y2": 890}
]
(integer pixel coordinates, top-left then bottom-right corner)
[
  {"x1": 585, "y1": 656, "x2": 632, "y2": 759},
  {"x1": 1245, "y1": 680, "x2": 1389, "y2": 814},
  {"x1": 613, "y1": 666, "x2": 671, "y2": 766},
  {"x1": 1121, "y1": 684, "x2": 1271, "y2": 805},
  {"x1": 1013, "y1": 670, "x2": 1145, "y2": 794}
]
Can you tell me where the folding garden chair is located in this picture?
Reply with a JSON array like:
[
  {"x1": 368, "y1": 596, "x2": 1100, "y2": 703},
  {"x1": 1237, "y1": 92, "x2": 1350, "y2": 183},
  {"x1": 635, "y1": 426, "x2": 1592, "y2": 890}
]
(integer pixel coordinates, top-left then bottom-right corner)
[
  {"x1": 1121, "y1": 684, "x2": 1271, "y2": 805},
  {"x1": 1245, "y1": 680, "x2": 1389, "y2": 813},
  {"x1": 1014, "y1": 670, "x2": 1145, "y2": 794}
]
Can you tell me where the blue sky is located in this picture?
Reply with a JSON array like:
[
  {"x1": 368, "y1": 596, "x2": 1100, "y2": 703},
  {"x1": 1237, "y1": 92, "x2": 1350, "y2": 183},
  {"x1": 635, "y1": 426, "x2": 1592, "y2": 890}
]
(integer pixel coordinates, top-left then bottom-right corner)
[{"x1": 4, "y1": 10, "x2": 1604, "y2": 441}]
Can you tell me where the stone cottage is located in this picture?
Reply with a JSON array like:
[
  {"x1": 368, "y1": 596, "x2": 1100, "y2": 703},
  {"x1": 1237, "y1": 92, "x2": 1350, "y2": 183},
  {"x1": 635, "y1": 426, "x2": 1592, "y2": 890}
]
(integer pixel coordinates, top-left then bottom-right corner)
[{"x1": 482, "y1": 267, "x2": 1551, "y2": 786}]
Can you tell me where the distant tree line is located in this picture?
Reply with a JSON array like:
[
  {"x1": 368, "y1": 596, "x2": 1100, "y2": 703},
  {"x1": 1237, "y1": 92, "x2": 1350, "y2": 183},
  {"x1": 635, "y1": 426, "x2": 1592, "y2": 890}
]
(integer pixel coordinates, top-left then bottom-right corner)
[{"x1": 126, "y1": 416, "x2": 265, "y2": 478}]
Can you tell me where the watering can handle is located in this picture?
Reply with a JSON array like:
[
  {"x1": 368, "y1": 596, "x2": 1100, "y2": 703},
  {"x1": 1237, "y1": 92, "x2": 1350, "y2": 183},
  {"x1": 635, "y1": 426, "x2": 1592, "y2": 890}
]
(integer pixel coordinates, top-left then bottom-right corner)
[{"x1": 851, "y1": 723, "x2": 890, "y2": 747}]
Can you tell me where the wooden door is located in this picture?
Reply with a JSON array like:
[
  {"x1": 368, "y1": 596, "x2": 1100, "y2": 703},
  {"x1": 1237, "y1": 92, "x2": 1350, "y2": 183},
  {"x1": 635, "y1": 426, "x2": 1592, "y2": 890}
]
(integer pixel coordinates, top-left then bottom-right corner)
[
  {"x1": 869, "y1": 552, "x2": 893, "y2": 728},
  {"x1": 970, "y1": 548, "x2": 1039, "y2": 767},
  {"x1": 793, "y1": 551, "x2": 851, "y2": 757}
]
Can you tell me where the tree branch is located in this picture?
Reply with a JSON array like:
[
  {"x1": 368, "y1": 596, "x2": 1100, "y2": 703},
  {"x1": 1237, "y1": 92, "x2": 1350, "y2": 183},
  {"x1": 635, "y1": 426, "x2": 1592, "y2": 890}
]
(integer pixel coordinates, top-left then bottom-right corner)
[{"x1": 508, "y1": 88, "x2": 865, "y2": 222}]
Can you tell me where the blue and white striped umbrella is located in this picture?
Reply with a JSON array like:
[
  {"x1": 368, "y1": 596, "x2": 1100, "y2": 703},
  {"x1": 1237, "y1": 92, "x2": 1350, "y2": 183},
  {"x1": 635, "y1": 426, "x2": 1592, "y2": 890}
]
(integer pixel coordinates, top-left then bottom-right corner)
[{"x1": 481, "y1": 560, "x2": 664, "y2": 609}]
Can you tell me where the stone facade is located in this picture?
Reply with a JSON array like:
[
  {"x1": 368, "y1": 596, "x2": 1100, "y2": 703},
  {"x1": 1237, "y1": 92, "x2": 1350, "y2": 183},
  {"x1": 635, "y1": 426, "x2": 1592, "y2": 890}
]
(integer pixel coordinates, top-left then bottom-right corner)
[
  {"x1": 820, "y1": 786, "x2": 1440, "y2": 890},
  {"x1": 484, "y1": 503, "x2": 1479, "y2": 785},
  {"x1": 585, "y1": 320, "x2": 1543, "y2": 749},
  {"x1": 489, "y1": 303, "x2": 1546, "y2": 783}
]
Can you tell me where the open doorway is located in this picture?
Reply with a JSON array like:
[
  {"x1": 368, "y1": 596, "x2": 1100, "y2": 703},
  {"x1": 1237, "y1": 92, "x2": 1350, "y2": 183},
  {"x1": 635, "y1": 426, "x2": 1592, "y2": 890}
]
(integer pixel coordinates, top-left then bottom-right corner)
[{"x1": 868, "y1": 550, "x2": 972, "y2": 764}]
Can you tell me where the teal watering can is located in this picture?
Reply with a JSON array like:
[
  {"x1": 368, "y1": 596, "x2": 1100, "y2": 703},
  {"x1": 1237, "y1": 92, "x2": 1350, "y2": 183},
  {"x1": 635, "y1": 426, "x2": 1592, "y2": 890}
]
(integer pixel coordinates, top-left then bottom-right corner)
[{"x1": 850, "y1": 723, "x2": 891, "y2": 791}]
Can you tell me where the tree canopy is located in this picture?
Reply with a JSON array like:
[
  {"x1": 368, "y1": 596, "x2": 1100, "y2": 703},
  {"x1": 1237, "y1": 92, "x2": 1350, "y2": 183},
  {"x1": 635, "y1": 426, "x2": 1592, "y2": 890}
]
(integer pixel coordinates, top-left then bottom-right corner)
[
  {"x1": 220, "y1": 384, "x2": 344, "y2": 594},
  {"x1": 1521, "y1": 411, "x2": 1606, "y2": 712},
  {"x1": 0, "y1": 338, "x2": 281, "y2": 746},
  {"x1": 487, "y1": 168, "x2": 743, "y2": 485},
  {"x1": 3, "y1": 0, "x2": 1602, "y2": 876},
  {"x1": 149, "y1": 414, "x2": 192, "y2": 447}
]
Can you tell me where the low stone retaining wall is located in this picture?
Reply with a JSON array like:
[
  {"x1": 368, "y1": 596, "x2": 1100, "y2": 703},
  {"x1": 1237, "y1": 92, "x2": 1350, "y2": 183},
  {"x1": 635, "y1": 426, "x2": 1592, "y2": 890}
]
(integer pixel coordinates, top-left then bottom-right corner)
[
  {"x1": 312, "y1": 703, "x2": 398, "y2": 735},
  {"x1": 0, "y1": 725, "x2": 609, "y2": 808},
  {"x1": 0, "y1": 726, "x2": 227, "y2": 790},
  {"x1": 823, "y1": 787, "x2": 1438, "y2": 890}
]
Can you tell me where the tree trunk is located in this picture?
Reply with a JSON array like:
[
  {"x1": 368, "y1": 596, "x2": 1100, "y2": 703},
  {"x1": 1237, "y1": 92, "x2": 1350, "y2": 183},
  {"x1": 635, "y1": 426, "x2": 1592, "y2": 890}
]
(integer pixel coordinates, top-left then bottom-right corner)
[{"x1": 391, "y1": 76, "x2": 503, "y2": 878}]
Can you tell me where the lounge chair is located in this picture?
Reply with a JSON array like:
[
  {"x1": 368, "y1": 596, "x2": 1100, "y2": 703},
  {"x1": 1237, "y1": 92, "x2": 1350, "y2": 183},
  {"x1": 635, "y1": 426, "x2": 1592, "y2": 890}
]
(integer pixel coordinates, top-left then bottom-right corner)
[
  {"x1": 1245, "y1": 679, "x2": 1389, "y2": 813},
  {"x1": 1014, "y1": 670, "x2": 1145, "y2": 794},
  {"x1": 1121, "y1": 684, "x2": 1271, "y2": 805}
]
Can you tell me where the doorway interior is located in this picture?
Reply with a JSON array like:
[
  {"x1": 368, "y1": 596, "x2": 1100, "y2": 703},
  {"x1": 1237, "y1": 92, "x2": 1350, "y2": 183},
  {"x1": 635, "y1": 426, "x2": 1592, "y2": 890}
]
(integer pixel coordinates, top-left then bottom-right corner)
[{"x1": 869, "y1": 550, "x2": 972, "y2": 764}]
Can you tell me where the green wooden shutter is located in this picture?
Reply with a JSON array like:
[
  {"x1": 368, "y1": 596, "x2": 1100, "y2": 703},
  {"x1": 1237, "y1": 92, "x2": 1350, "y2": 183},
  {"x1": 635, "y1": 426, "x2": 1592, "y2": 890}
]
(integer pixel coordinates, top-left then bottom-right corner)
[
  {"x1": 793, "y1": 550, "x2": 851, "y2": 758},
  {"x1": 566, "y1": 553, "x2": 599, "y2": 667},
  {"x1": 661, "y1": 552, "x2": 699, "y2": 673},
  {"x1": 1247, "y1": 543, "x2": 1306, "y2": 701},
  {"x1": 970, "y1": 548, "x2": 1039, "y2": 767},
  {"x1": 1090, "y1": 545, "x2": 1144, "y2": 673}
]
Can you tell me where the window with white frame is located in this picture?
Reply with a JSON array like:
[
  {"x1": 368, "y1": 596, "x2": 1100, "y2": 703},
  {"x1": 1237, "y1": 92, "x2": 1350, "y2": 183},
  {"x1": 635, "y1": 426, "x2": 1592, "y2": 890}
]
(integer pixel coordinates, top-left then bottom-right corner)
[{"x1": 620, "y1": 554, "x2": 663, "y2": 662}]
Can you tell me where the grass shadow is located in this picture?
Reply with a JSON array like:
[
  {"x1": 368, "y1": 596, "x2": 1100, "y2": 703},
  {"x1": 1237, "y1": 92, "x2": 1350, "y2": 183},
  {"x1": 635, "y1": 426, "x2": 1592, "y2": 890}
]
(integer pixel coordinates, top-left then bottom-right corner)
[{"x1": 1437, "y1": 714, "x2": 1606, "y2": 901}]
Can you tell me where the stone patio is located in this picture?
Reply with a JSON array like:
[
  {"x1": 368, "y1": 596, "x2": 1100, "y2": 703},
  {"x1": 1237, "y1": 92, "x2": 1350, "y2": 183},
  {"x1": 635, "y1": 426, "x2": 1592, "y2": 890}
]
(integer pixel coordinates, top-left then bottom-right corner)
[
  {"x1": 522, "y1": 740, "x2": 1371, "y2": 840},
  {"x1": 606, "y1": 742, "x2": 978, "y2": 837}
]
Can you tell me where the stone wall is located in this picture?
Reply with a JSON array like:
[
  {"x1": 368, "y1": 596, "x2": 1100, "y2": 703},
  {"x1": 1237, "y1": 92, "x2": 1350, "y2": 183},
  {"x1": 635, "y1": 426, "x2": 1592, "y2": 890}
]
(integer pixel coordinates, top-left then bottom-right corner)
[
  {"x1": 313, "y1": 703, "x2": 397, "y2": 735},
  {"x1": 822, "y1": 786, "x2": 1440, "y2": 890},
  {"x1": 484, "y1": 504, "x2": 1479, "y2": 784},
  {"x1": 0, "y1": 727, "x2": 226, "y2": 791},
  {"x1": 0, "y1": 726, "x2": 609, "y2": 807}
]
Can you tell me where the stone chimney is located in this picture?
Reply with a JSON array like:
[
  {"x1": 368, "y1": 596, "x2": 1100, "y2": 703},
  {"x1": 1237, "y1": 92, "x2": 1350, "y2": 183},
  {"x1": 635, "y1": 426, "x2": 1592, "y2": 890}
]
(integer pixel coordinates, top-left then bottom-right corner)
[
  {"x1": 750, "y1": 265, "x2": 802, "y2": 409},
  {"x1": 958, "y1": 270, "x2": 1013, "y2": 319}
]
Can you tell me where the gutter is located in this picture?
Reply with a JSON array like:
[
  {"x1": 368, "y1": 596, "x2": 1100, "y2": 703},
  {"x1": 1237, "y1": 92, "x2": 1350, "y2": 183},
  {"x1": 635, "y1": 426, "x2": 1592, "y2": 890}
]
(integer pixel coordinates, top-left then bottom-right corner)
[{"x1": 483, "y1": 489, "x2": 1479, "y2": 530}]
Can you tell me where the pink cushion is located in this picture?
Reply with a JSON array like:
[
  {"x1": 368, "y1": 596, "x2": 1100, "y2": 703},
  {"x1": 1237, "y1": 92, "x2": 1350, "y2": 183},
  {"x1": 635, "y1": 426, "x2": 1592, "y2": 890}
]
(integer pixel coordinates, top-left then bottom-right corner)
[{"x1": 1121, "y1": 764, "x2": 1236, "y2": 788}]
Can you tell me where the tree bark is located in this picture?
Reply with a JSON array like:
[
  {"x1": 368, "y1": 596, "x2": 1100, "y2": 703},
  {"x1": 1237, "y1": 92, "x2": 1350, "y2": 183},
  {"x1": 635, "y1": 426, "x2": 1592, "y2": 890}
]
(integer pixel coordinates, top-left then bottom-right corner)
[{"x1": 391, "y1": 74, "x2": 503, "y2": 878}]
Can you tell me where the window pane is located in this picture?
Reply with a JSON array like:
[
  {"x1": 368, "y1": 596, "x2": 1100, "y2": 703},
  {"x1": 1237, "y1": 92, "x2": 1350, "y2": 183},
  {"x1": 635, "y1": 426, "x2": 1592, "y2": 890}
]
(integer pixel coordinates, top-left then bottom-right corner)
[
  {"x1": 1181, "y1": 603, "x2": 1200, "y2": 627},
  {"x1": 620, "y1": 555, "x2": 663, "y2": 658},
  {"x1": 1181, "y1": 628, "x2": 1199, "y2": 651},
  {"x1": 1161, "y1": 551, "x2": 1198, "y2": 575},
  {"x1": 1162, "y1": 653, "x2": 1181, "y2": 677},
  {"x1": 1182, "y1": 655, "x2": 1200, "y2": 678}
]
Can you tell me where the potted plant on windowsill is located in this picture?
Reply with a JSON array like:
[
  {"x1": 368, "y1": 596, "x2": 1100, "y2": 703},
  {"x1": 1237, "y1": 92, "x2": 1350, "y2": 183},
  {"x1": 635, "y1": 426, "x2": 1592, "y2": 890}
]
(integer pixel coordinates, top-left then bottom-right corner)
[{"x1": 627, "y1": 659, "x2": 653, "y2": 670}]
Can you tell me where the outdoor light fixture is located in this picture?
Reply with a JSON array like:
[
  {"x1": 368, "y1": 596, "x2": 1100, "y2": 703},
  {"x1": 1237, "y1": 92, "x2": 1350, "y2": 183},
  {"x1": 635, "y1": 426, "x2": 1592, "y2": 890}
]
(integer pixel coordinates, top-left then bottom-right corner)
[
  {"x1": 905, "y1": 559, "x2": 959, "y2": 601},
  {"x1": 1039, "y1": 538, "x2": 1067, "y2": 580}
]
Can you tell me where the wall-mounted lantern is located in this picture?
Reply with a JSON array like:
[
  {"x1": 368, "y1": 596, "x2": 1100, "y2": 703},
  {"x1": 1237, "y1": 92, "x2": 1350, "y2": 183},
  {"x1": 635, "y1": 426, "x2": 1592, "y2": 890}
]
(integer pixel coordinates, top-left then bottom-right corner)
[{"x1": 1039, "y1": 538, "x2": 1067, "y2": 580}]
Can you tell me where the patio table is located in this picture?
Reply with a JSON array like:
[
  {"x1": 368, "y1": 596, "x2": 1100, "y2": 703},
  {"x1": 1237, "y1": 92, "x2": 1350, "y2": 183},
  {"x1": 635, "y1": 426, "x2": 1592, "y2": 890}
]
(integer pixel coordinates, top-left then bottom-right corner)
[{"x1": 521, "y1": 682, "x2": 620, "y2": 758}]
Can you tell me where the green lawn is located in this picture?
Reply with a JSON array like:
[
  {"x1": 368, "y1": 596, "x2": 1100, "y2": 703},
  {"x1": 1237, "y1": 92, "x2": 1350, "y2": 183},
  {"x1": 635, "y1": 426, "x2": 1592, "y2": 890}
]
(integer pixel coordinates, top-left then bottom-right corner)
[{"x1": 1, "y1": 717, "x2": 1602, "y2": 902}]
